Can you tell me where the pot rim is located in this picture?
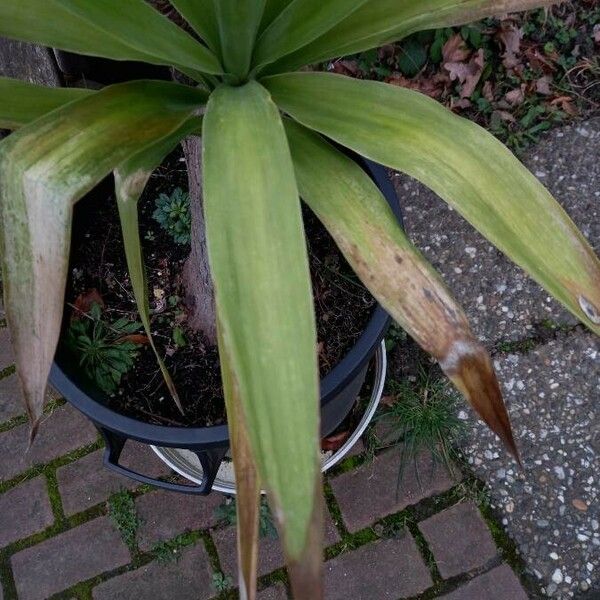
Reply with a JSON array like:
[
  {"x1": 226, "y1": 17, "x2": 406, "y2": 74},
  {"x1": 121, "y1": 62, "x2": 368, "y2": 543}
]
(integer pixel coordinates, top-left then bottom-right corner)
[{"x1": 50, "y1": 155, "x2": 400, "y2": 447}]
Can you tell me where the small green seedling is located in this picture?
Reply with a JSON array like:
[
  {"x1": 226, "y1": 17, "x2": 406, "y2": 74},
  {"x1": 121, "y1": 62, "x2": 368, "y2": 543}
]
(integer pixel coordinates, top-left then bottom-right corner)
[
  {"x1": 152, "y1": 187, "x2": 191, "y2": 245},
  {"x1": 212, "y1": 572, "x2": 233, "y2": 593}
]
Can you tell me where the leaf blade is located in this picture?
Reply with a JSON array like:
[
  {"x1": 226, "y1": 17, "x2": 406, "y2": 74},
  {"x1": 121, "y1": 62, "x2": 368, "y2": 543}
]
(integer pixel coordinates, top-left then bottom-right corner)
[
  {"x1": 0, "y1": 77, "x2": 93, "y2": 130},
  {"x1": 253, "y1": 0, "x2": 368, "y2": 71},
  {"x1": 169, "y1": 0, "x2": 221, "y2": 52},
  {"x1": 265, "y1": 0, "x2": 556, "y2": 73},
  {"x1": 0, "y1": 0, "x2": 222, "y2": 75},
  {"x1": 266, "y1": 73, "x2": 600, "y2": 335},
  {"x1": 203, "y1": 80, "x2": 322, "y2": 594},
  {"x1": 284, "y1": 118, "x2": 519, "y2": 458},
  {"x1": 0, "y1": 80, "x2": 206, "y2": 432}
]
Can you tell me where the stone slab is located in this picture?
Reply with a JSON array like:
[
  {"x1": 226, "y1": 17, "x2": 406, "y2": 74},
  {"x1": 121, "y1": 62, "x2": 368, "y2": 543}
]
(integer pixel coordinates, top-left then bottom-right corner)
[
  {"x1": 57, "y1": 441, "x2": 170, "y2": 515},
  {"x1": 136, "y1": 489, "x2": 222, "y2": 551},
  {"x1": 330, "y1": 448, "x2": 458, "y2": 532},
  {"x1": 418, "y1": 501, "x2": 497, "y2": 578},
  {"x1": 0, "y1": 374, "x2": 25, "y2": 423},
  {"x1": 0, "y1": 477, "x2": 53, "y2": 548},
  {"x1": 92, "y1": 543, "x2": 215, "y2": 600},
  {"x1": 257, "y1": 583, "x2": 288, "y2": 600},
  {"x1": 11, "y1": 517, "x2": 130, "y2": 600},
  {"x1": 213, "y1": 508, "x2": 340, "y2": 583},
  {"x1": 0, "y1": 403, "x2": 98, "y2": 482},
  {"x1": 392, "y1": 118, "x2": 600, "y2": 343},
  {"x1": 0, "y1": 328, "x2": 14, "y2": 372},
  {"x1": 323, "y1": 534, "x2": 432, "y2": 599},
  {"x1": 439, "y1": 564, "x2": 528, "y2": 600},
  {"x1": 462, "y1": 331, "x2": 600, "y2": 597}
]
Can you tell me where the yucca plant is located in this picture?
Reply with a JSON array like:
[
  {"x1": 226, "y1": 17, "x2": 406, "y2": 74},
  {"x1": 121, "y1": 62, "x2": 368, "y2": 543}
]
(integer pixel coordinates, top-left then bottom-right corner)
[{"x1": 1, "y1": 1, "x2": 599, "y2": 598}]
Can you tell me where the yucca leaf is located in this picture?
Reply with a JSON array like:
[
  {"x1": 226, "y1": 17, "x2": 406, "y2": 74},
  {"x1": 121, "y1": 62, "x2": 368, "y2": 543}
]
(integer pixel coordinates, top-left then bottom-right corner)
[
  {"x1": 266, "y1": 73, "x2": 600, "y2": 335},
  {"x1": 0, "y1": 0, "x2": 222, "y2": 76},
  {"x1": 0, "y1": 78, "x2": 93, "y2": 130},
  {"x1": 169, "y1": 0, "x2": 221, "y2": 53},
  {"x1": 0, "y1": 80, "x2": 207, "y2": 436},
  {"x1": 218, "y1": 324, "x2": 261, "y2": 600},
  {"x1": 285, "y1": 118, "x2": 519, "y2": 459},
  {"x1": 265, "y1": 0, "x2": 556, "y2": 73},
  {"x1": 259, "y1": 0, "x2": 294, "y2": 33},
  {"x1": 114, "y1": 117, "x2": 205, "y2": 415},
  {"x1": 213, "y1": 0, "x2": 267, "y2": 78},
  {"x1": 253, "y1": 0, "x2": 368, "y2": 71},
  {"x1": 203, "y1": 81, "x2": 322, "y2": 597}
]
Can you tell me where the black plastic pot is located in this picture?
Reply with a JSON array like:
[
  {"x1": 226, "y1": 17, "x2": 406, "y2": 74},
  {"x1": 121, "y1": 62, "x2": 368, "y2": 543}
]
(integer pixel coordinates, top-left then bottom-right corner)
[{"x1": 50, "y1": 150, "x2": 402, "y2": 495}]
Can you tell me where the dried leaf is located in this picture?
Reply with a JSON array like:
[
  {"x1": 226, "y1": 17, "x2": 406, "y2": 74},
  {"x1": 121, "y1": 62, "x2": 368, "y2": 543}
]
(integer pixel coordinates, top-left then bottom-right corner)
[
  {"x1": 72, "y1": 289, "x2": 104, "y2": 320},
  {"x1": 499, "y1": 23, "x2": 523, "y2": 69},
  {"x1": 115, "y1": 334, "x2": 149, "y2": 345},
  {"x1": 321, "y1": 431, "x2": 350, "y2": 452},
  {"x1": 442, "y1": 33, "x2": 470, "y2": 63},
  {"x1": 535, "y1": 75, "x2": 553, "y2": 95},
  {"x1": 445, "y1": 48, "x2": 485, "y2": 99},
  {"x1": 505, "y1": 85, "x2": 526, "y2": 106}
]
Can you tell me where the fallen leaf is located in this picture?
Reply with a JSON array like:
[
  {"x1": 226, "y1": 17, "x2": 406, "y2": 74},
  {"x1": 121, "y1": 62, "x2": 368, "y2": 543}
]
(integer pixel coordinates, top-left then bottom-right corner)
[
  {"x1": 321, "y1": 431, "x2": 350, "y2": 452},
  {"x1": 380, "y1": 394, "x2": 397, "y2": 407},
  {"x1": 482, "y1": 81, "x2": 494, "y2": 102},
  {"x1": 550, "y1": 95, "x2": 578, "y2": 116},
  {"x1": 72, "y1": 289, "x2": 104, "y2": 320},
  {"x1": 442, "y1": 34, "x2": 470, "y2": 63},
  {"x1": 572, "y1": 498, "x2": 588, "y2": 512},
  {"x1": 445, "y1": 49, "x2": 485, "y2": 99},
  {"x1": 499, "y1": 23, "x2": 523, "y2": 69},
  {"x1": 535, "y1": 75, "x2": 553, "y2": 95},
  {"x1": 505, "y1": 85, "x2": 525, "y2": 106},
  {"x1": 594, "y1": 24, "x2": 600, "y2": 44},
  {"x1": 115, "y1": 334, "x2": 149, "y2": 345},
  {"x1": 492, "y1": 110, "x2": 517, "y2": 123}
]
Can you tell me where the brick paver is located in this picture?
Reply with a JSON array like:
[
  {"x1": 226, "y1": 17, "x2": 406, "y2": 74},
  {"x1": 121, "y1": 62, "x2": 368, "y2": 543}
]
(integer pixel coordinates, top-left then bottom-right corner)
[
  {"x1": 213, "y1": 508, "x2": 340, "y2": 583},
  {"x1": 0, "y1": 476, "x2": 53, "y2": 547},
  {"x1": 0, "y1": 374, "x2": 25, "y2": 423},
  {"x1": 0, "y1": 327, "x2": 14, "y2": 371},
  {"x1": 0, "y1": 403, "x2": 97, "y2": 482},
  {"x1": 11, "y1": 516, "x2": 130, "y2": 600},
  {"x1": 136, "y1": 489, "x2": 222, "y2": 551},
  {"x1": 92, "y1": 543, "x2": 215, "y2": 600},
  {"x1": 323, "y1": 534, "x2": 433, "y2": 599},
  {"x1": 258, "y1": 583, "x2": 288, "y2": 599},
  {"x1": 330, "y1": 449, "x2": 458, "y2": 532},
  {"x1": 419, "y1": 502, "x2": 497, "y2": 578},
  {"x1": 439, "y1": 564, "x2": 528, "y2": 599},
  {"x1": 57, "y1": 442, "x2": 170, "y2": 515}
]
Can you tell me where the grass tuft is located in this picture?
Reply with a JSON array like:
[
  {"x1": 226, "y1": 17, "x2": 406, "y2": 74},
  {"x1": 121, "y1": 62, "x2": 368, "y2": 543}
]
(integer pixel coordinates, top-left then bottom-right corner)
[{"x1": 108, "y1": 489, "x2": 141, "y2": 551}]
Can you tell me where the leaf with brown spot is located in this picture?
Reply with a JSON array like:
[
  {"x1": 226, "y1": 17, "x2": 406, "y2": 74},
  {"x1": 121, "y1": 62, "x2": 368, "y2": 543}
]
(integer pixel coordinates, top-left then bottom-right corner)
[{"x1": 284, "y1": 118, "x2": 520, "y2": 461}]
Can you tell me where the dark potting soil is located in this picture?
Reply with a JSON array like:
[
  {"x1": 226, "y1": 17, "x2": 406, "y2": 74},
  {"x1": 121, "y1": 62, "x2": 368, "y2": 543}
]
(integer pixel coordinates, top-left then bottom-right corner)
[{"x1": 64, "y1": 149, "x2": 376, "y2": 427}]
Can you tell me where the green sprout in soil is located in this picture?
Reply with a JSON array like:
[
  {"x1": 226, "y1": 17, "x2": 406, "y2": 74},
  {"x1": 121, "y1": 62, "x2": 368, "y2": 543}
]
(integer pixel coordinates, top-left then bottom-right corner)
[
  {"x1": 65, "y1": 301, "x2": 144, "y2": 395},
  {"x1": 377, "y1": 371, "x2": 466, "y2": 488},
  {"x1": 152, "y1": 186, "x2": 192, "y2": 245},
  {"x1": 151, "y1": 533, "x2": 196, "y2": 564},
  {"x1": 215, "y1": 496, "x2": 278, "y2": 539},
  {"x1": 212, "y1": 572, "x2": 233, "y2": 593},
  {"x1": 108, "y1": 489, "x2": 141, "y2": 550}
]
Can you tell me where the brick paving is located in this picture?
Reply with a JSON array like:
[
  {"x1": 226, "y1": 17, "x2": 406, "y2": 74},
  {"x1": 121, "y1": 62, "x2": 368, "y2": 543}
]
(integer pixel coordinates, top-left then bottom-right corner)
[{"x1": 0, "y1": 318, "x2": 536, "y2": 599}]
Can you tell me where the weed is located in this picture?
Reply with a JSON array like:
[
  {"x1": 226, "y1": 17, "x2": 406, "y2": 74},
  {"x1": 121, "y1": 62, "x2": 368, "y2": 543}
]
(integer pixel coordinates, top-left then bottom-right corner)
[
  {"x1": 152, "y1": 187, "x2": 191, "y2": 245},
  {"x1": 108, "y1": 490, "x2": 141, "y2": 550},
  {"x1": 384, "y1": 322, "x2": 407, "y2": 352},
  {"x1": 378, "y1": 371, "x2": 466, "y2": 487},
  {"x1": 65, "y1": 302, "x2": 143, "y2": 394},
  {"x1": 212, "y1": 572, "x2": 233, "y2": 593},
  {"x1": 151, "y1": 533, "x2": 195, "y2": 564},
  {"x1": 215, "y1": 497, "x2": 278, "y2": 539}
]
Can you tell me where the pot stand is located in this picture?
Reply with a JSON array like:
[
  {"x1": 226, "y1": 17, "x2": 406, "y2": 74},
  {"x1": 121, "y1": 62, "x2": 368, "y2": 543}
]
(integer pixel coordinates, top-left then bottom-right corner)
[{"x1": 151, "y1": 341, "x2": 387, "y2": 495}]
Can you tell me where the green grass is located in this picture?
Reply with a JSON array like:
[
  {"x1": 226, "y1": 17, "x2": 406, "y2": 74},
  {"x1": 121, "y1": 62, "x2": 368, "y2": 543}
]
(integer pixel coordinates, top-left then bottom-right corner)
[
  {"x1": 107, "y1": 490, "x2": 141, "y2": 551},
  {"x1": 376, "y1": 371, "x2": 466, "y2": 488}
]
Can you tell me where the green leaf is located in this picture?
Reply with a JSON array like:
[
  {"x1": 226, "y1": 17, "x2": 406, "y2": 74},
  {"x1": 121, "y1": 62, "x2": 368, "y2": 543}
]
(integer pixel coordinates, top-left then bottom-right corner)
[
  {"x1": 0, "y1": 78, "x2": 93, "y2": 130},
  {"x1": 203, "y1": 81, "x2": 322, "y2": 596},
  {"x1": 169, "y1": 0, "x2": 221, "y2": 53},
  {"x1": 396, "y1": 35, "x2": 428, "y2": 77},
  {"x1": 259, "y1": 0, "x2": 294, "y2": 33},
  {"x1": 0, "y1": 80, "x2": 206, "y2": 435},
  {"x1": 284, "y1": 118, "x2": 519, "y2": 458},
  {"x1": 264, "y1": 0, "x2": 555, "y2": 74},
  {"x1": 253, "y1": 0, "x2": 368, "y2": 71},
  {"x1": 0, "y1": 0, "x2": 222, "y2": 76},
  {"x1": 213, "y1": 0, "x2": 266, "y2": 78},
  {"x1": 265, "y1": 73, "x2": 600, "y2": 334},
  {"x1": 114, "y1": 116, "x2": 203, "y2": 415}
]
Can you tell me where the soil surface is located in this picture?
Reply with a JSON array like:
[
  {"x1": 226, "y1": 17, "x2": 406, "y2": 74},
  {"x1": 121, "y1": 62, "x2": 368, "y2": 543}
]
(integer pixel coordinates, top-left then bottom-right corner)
[{"x1": 63, "y1": 149, "x2": 377, "y2": 427}]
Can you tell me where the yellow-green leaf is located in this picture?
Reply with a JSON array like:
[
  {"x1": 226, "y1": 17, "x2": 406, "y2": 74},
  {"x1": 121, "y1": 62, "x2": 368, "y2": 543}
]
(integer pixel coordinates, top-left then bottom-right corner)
[
  {"x1": 202, "y1": 81, "x2": 322, "y2": 595},
  {"x1": 266, "y1": 73, "x2": 600, "y2": 334},
  {"x1": 265, "y1": 0, "x2": 555, "y2": 73},
  {"x1": 285, "y1": 118, "x2": 519, "y2": 459},
  {"x1": 0, "y1": 77, "x2": 93, "y2": 130},
  {"x1": 0, "y1": 81, "x2": 207, "y2": 434}
]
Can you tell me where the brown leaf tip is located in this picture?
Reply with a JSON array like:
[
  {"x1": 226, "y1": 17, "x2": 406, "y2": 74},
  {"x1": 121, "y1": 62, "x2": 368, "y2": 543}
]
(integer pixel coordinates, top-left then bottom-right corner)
[{"x1": 579, "y1": 295, "x2": 600, "y2": 325}]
